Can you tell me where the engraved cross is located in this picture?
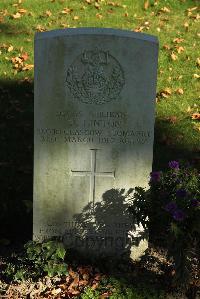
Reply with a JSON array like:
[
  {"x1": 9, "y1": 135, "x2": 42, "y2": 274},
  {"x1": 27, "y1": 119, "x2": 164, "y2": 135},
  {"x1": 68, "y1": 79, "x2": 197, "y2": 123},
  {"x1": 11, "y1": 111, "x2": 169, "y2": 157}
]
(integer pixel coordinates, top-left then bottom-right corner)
[{"x1": 71, "y1": 149, "x2": 115, "y2": 206}]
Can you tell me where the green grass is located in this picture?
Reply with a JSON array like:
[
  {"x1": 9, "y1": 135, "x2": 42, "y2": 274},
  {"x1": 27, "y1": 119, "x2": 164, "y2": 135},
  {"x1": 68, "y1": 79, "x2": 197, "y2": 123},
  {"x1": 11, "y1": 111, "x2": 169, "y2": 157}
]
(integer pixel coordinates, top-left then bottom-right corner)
[
  {"x1": 0, "y1": 0, "x2": 199, "y2": 222},
  {"x1": 0, "y1": 0, "x2": 199, "y2": 162},
  {"x1": 0, "y1": 1, "x2": 199, "y2": 297},
  {"x1": 0, "y1": 0, "x2": 199, "y2": 237}
]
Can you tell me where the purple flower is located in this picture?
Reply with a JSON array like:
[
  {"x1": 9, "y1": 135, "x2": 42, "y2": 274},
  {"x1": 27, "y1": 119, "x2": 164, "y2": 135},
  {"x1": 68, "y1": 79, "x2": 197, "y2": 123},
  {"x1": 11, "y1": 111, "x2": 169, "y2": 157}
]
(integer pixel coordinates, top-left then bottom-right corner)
[
  {"x1": 169, "y1": 161, "x2": 179, "y2": 170},
  {"x1": 150, "y1": 171, "x2": 161, "y2": 182},
  {"x1": 165, "y1": 202, "x2": 177, "y2": 212},
  {"x1": 191, "y1": 199, "x2": 199, "y2": 207},
  {"x1": 172, "y1": 173, "x2": 177, "y2": 177},
  {"x1": 172, "y1": 209, "x2": 186, "y2": 221},
  {"x1": 176, "y1": 189, "x2": 187, "y2": 197}
]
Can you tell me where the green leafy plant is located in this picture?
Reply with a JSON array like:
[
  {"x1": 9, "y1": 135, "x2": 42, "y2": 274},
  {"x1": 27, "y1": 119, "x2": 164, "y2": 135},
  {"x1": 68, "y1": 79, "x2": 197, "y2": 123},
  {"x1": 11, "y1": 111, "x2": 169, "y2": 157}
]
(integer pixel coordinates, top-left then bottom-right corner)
[
  {"x1": 130, "y1": 161, "x2": 200, "y2": 287},
  {"x1": 80, "y1": 287, "x2": 101, "y2": 299},
  {"x1": 3, "y1": 240, "x2": 68, "y2": 281},
  {"x1": 81, "y1": 277, "x2": 164, "y2": 299}
]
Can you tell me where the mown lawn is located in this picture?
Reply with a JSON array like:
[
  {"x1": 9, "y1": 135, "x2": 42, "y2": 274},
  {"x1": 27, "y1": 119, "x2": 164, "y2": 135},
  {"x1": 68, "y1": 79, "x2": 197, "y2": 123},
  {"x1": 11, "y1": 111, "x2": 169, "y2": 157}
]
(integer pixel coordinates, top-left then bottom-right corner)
[
  {"x1": 0, "y1": 0, "x2": 199, "y2": 298},
  {"x1": 0, "y1": 0, "x2": 199, "y2": 157}
]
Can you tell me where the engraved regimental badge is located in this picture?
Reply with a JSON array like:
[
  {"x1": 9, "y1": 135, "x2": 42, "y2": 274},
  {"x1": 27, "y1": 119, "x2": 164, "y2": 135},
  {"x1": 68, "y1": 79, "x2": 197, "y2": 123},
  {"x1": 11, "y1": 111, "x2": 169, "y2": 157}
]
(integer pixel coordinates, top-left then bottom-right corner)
[{"x1": 66, "y1": 49, "x2": 125, "y2": 105}]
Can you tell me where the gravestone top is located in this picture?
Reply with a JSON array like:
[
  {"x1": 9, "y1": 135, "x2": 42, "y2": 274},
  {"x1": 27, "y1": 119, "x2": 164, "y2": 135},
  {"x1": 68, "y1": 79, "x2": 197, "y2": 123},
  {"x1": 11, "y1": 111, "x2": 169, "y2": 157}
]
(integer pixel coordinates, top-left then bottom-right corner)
[
  {"x1": 34, "y1": 27, "x2": 159, "y2": 260},
  {"x1": 35, "y1": 27, "x2": 158, "y2": 43}
]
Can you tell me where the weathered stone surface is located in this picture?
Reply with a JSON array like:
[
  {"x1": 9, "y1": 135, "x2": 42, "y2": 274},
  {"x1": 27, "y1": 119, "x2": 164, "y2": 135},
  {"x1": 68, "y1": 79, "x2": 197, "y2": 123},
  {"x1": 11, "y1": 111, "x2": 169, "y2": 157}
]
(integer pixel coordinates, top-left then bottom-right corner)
[{"x1": 33, "y1": 28, "x2": 158, "y2": 259}]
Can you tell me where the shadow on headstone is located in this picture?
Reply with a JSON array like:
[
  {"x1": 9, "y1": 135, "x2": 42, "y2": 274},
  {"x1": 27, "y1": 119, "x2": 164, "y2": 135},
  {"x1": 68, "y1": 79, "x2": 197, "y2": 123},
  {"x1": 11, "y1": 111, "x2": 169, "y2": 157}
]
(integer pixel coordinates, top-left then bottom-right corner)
[
  {"x1": 63, "y1": 188, "x2": 147, "y2": 261},
  {"x1": 0, "y1": 78, "x2": 199, "y2": 244}
]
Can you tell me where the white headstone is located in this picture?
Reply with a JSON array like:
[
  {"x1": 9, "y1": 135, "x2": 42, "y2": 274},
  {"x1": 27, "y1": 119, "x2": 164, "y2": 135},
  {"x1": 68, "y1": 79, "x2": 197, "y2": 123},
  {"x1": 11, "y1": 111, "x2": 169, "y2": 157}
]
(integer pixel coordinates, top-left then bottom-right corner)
[{"x1": 33, "y1": 28, "x2": 158, "y2": 260}]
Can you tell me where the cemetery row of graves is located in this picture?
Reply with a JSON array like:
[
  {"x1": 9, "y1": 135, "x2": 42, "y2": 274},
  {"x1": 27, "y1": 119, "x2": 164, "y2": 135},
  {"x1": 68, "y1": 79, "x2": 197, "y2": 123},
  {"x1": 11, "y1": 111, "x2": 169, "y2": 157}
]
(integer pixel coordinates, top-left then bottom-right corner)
[{"x1": 0, "y1": 0, "x2": 199, "y2": 298}]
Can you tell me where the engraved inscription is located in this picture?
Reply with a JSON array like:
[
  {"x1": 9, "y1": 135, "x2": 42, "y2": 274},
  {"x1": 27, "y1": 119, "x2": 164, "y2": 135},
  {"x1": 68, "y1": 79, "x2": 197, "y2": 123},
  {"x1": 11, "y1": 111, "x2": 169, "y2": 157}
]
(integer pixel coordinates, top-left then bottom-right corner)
[
  {"x1": 36, "y1": 110, "x2": 151, "y2": 145},
  {"x1": 66, "y1": 49, "x2": 125, "y2": 104},
  {"x1": 34, "y1": 221, "x2": 131, "y2": 250},
  {"x1": 37, "y1": 128, "x2": 151, "y2": 145}
]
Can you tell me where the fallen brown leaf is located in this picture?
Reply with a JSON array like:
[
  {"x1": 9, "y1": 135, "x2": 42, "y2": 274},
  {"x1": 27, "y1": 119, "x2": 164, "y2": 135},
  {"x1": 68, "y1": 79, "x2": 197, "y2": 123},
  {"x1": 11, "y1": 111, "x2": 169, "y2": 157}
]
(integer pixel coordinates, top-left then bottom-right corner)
[
  {"x1": 160, "y1": 6, "x2": 170, "y2": 13},
  {"x1": 163, "y1": 44, "x2": 170, "y2": 50},
  {"x1": 193, "y1": 74, "x2": 200, "y2": 79},
  {"x1": 79, "y1": 279, "x2": 89, "y2": 286},
  {"x1": 167, "y1": 76, "x2": 172, "y2": 82},
  {"x1": 73, "y1": 15, "x2": 79, "y2": 20},
  {"x1": 11, "y1": 56, "x2": 22, "y2": 63},
  {"x1": 94, "y1": 273, "x2": 102, "y2": 280},
  {"x1": 192, "y1": 14, "x2": 200, "y2": 20},
  {"x1": 144, "y1": 0, "x2": 149, "y2": 10},
  {"x1": 187, "y1": 6, "x2": 198, "y2": 13},
  {"x1": 21, "y1": 52, "x2": 29, "y2": 61},
  {"x1": 107, "y1": 9, "x2": 114, "y2": 13},
  {"x1": 100, "y1": 292, "x2": 112, "y2": 298},
  {"x1": 61, "y1": 7, "x2": 72, "y2": 14},
  {"x1": 12, "y1": 12, "x2": 21, "y2": 19},
  {"x1": 173, "y1": 38, "x2": 184, "y2": 44},
  {"x1": 70, "y1": 289, "x2": 81, "y2": 295},
  {"x1": 96, "y1": 13, "x2": 103, "y2": 19},
  {"x1": 171, "y1": 52, "x2": 178, "y2": 61},
  {"x1": 69, "y1": 268, "x2": 78, "y2": 279},
  {"x1": 134, "y1": 26, "x2": 144, "y2": 32},
  {"x1": 183, "y1": 22, "x2": 189, "y2": 31},
  {"x1": 7, "y1": 45, "x2": 14, "y2": 52},
  {"x1": 22, "y1": 64, "x2": 34, "y2": 71},
  {"x1": 95, "y1": 2, "x2": 100, "y2": 9},
  {"x1": 82, "y1": 273, "x2": 90, "y2": 280},
  {"x1": 157, "y1": 87, "x2": 172, "y2": 99},
  {"x1": 196, "y1": 58, "x2": 200, "y2": 67},
  {"x1": 108, "y1": 1, "x2": 121, "y2": 7},
  {"x1": 61, "y1": 23, "x2": 70, "y2": 28},
  {"x1": 65, "y1": 275, "x2": 71, "y2": 283},
  {"x1": 193, "y1": 124, "x2": 200, "y2": 132},
  {"x1": 176, "y1": 88, "x2": 184, "y2": 95},
  {"x1": 78, "y1": 266, "x2": 91, "y2": 275},
  {"x1": 1, "y1": 9, "x2": 8, "y2": 17},
  {"x1": 68, "y1": 276, "x2": 79, "y2": 290},
  {"x1": 17, "y1": 8, "x2": 27, "y2": 14},
  {"x1": 176, "y1": 46, "x2": 185, "y2": 54},
  {"x1": 36, "y1": 25, "x2": 45, "y2": 32},
  {"x1": 191, "y1": 113, "x2": 200, "y2": 120},
  {"x1": 45, "y1": 10, "x2": 52, "y2": 17},
  {"x1": 10, "y1": 53, "x2": 32, "y2": 73},
  {"x1": 91, "y1": 282, "x2": 99, "y2": 290},
  {"x1": 163, "y1": 87, "x2": 172, "y2": 95},
  {"x1": 51, "y1": 288, "x2": 61, "y2": 295}
]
